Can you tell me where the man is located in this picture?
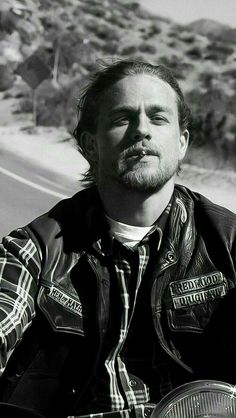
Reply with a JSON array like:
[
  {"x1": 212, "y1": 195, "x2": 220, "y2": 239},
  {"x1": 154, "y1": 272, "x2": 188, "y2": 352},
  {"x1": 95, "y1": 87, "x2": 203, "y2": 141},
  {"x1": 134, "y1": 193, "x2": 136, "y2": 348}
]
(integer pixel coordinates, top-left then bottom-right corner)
[{"x1": 0, "y1": 59, "x2": 236, "y2": 418}]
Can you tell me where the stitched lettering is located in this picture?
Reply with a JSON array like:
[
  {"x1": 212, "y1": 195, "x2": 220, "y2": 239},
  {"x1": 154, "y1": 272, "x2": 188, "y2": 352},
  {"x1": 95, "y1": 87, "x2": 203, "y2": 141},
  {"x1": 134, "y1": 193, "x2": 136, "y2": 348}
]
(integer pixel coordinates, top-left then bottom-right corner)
[
  {"x1": 48, "y1": 287, "x2": 83, "y2": 316},
  {"x1": 170, "y1": 272, "x2": 224, "y2": 297},
  {"x1": 173, "y1": 285, "x2": 227, "y2": 309}
]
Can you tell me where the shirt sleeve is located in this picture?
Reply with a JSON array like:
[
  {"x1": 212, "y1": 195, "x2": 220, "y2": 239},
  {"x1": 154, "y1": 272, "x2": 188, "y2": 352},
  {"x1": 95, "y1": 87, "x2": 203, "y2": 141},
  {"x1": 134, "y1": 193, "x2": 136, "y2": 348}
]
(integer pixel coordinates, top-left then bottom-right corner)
[{"x1": 0, "y1": 227, "x2": 42, "y2": 376}]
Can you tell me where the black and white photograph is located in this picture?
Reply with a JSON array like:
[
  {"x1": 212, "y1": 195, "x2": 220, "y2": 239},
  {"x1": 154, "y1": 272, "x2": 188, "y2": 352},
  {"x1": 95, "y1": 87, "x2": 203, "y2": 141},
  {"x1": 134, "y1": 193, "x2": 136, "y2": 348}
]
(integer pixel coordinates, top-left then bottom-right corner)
[{"x1": 0, "y1": 0, "x2": 236, "y2": 417}]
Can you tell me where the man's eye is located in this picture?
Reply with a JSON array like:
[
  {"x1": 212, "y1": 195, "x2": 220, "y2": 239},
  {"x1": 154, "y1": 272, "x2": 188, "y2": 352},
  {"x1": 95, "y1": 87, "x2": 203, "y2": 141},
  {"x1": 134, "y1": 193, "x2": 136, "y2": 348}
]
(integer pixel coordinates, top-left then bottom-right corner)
[
  {"x1": 112, "y1": 117, "x2": 129, "y2": 126},
  {"x1": 150, "y1": 115, "x2": 167, "y2": 124}
]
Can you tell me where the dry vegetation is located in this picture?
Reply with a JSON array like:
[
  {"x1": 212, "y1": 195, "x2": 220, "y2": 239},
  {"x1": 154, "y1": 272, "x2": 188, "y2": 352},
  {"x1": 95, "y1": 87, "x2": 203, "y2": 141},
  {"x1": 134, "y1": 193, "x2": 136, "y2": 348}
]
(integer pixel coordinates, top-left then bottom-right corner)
[{"x1": 0, "y1": 0, "x2": 236, "y2": 170}]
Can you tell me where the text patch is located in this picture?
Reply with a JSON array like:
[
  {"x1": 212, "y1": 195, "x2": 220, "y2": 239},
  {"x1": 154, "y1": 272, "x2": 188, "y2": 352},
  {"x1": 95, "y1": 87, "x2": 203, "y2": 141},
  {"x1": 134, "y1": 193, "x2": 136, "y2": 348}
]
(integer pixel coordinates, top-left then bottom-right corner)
[
  {"x1": 48, "y1": 286, "x2": 83, "y2": 316},
  {"x1": 169, "y1": 272, "x2": 228, "y2": 309}
]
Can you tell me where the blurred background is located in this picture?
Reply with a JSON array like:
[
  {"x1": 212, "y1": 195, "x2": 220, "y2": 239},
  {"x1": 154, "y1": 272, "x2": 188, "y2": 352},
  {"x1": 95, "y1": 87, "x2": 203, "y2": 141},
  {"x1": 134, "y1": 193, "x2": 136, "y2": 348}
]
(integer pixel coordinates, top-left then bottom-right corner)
[{"x1": 0, "y1": 0, "x2": 236, "y2": 237}]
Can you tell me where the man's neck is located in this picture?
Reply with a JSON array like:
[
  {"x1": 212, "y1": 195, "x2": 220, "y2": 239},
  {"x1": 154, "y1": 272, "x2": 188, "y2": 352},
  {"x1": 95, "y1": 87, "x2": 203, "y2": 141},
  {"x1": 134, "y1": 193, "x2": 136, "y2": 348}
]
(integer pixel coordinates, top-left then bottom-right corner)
[{"x1": 98, "y1": 178, "x2": 175, "y2": 227}]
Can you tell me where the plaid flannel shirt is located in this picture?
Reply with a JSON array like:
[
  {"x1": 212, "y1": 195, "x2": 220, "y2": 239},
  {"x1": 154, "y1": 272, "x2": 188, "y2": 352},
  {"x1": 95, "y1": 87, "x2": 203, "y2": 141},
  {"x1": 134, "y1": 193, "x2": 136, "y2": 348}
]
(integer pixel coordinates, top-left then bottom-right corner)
[{"x1": 0, "y1": 228, "x2": 42, "y2": 375}]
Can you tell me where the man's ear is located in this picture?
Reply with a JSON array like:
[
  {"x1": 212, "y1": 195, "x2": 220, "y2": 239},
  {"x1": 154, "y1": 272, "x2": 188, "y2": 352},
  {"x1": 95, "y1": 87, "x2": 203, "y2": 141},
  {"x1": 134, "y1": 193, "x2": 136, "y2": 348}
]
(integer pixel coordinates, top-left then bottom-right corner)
[
  {"x1": 80, "y1": 131, "x2": 98, "y2": 162},
  {"x1": 179, "y1": 129, "x2": 189, "y2": 159}
]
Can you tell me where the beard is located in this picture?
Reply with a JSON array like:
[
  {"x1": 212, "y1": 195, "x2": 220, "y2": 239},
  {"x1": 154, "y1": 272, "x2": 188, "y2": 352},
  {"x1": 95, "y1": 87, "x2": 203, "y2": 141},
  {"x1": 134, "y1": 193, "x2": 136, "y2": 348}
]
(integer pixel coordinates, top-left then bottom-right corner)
[
  {"x1": 118, "y1": 161, "x2": 179, "y2": 192},
  {"x1": 113, "y1": 146, "x2": 181, "y2": 192}
]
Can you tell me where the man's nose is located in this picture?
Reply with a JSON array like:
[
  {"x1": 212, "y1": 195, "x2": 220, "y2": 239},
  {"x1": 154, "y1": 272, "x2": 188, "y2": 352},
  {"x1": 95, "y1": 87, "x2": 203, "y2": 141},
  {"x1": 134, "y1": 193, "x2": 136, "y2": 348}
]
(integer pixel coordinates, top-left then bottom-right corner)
[{"x1": 132, "y1": 116, "x2": 152, "y2": 141}]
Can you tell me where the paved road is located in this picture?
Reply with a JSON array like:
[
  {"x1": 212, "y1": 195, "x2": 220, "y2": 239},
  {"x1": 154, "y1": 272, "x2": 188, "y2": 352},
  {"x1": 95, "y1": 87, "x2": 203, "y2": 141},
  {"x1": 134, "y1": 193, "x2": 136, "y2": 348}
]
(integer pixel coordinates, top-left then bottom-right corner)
[{"x1": 0, "y1": 152, "x2": 79, "y2": 239}]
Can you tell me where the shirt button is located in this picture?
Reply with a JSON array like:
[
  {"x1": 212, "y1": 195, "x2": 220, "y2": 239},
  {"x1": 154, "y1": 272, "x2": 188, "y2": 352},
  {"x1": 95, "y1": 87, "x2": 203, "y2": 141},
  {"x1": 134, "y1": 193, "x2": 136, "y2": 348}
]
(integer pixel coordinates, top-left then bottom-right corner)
[
  {"x1": 129, "y1": 379, "x2": 137, "y2": 387},
  {"x1": 144, "y1": 407, "x2": 153, "y2": 417}
]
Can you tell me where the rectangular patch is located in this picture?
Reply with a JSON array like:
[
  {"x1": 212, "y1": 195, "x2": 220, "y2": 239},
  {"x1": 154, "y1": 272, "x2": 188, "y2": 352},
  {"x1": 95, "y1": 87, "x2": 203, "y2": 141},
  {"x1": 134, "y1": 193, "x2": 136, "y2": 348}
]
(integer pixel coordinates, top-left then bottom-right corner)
[
  {"x1": 169, "y1": 272, "x2": 224, "y2": 297},
  {"x1": 172, "y1": 285, "x2": 227, "y2": 309},
  {"x1": 48, "y1": 286, "x2": 83, "y2": 316}
]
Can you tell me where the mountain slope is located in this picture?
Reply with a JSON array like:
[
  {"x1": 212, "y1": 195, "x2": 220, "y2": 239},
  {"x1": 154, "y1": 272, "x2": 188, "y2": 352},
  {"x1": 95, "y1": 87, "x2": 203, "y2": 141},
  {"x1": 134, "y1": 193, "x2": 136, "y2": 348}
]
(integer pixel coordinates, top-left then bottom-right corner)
[
  {"x1": 0, "y1": 0, "x2": 236, "y2": 170},
  {"x1": 187, "y1": 18, "x2": 236, "y2": 42}
]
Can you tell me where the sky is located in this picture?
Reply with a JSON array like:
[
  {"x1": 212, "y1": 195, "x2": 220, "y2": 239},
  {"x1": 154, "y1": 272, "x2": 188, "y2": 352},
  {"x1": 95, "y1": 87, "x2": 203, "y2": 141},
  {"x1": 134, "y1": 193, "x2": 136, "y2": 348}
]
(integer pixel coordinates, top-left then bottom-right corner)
[{"x1": 138, "y1": 0, "x2": 236, "y2": 28}]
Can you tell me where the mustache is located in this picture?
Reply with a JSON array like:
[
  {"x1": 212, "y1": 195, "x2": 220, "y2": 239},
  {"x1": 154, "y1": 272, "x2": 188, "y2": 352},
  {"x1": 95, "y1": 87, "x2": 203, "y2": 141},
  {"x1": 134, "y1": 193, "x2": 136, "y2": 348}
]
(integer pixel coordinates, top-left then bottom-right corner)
[{"x1": 122, "y1": 146, "x2": 159, "y2": 158}]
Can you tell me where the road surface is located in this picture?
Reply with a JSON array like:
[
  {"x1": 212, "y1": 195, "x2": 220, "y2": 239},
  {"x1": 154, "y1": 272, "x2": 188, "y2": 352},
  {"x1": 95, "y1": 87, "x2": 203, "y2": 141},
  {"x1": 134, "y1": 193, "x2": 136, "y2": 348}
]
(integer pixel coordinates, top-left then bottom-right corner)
[{"x1": 0, "y1": 151, "x2": 79, "y2": 238}]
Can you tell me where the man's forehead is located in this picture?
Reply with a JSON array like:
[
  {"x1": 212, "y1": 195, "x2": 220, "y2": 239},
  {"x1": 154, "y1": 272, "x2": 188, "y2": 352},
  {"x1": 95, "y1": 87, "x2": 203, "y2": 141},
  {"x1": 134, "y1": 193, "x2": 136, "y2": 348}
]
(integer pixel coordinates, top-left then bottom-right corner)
[
  {"x1": 101, "y1": 74, "x2": 178, "y2": 110},
  {"x1": 108, "y1": 104, "x2": 174, "y2": 117}
]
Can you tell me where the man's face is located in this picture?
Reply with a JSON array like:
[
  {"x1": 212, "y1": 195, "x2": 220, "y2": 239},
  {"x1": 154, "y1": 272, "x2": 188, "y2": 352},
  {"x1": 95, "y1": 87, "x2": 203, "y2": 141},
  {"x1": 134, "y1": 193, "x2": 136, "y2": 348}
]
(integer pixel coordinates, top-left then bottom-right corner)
[{"x1": 89, "y1": 74, "x2": 188, "y2": 192}]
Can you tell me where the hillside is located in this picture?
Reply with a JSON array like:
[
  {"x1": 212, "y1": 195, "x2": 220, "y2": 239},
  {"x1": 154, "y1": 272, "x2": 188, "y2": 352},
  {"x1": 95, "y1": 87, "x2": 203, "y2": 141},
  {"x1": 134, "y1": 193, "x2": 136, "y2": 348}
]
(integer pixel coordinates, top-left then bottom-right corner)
[
  {"x1": 187, "y1": 18, "x2": 236, "y2": 42},
  {"x1": 0, "y1": 0, "x2": 236, "y2": 171}
]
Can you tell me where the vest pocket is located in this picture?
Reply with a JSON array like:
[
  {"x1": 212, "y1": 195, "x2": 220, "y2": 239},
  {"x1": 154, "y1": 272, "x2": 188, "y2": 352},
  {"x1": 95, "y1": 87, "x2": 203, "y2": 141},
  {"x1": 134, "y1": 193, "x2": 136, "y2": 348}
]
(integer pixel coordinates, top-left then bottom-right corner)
[{"x1": 167, "y1": 298, "x2": 224, "y2": 333}]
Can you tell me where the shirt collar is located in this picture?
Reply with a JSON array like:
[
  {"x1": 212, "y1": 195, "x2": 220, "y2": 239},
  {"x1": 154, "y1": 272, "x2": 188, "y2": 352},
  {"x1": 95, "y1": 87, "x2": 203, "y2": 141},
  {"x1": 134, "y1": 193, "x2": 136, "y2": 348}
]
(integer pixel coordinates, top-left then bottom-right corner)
[{"x1": 90, "y1": 193, "x2": 173, "y2": 256}]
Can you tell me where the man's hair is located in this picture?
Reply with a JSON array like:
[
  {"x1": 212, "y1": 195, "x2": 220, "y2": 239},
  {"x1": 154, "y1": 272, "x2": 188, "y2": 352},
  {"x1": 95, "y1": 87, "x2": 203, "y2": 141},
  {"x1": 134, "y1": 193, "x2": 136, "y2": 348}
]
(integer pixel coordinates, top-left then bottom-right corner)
[{"x1": 73, "y1": 58, "x2": 191, "y2": 186}]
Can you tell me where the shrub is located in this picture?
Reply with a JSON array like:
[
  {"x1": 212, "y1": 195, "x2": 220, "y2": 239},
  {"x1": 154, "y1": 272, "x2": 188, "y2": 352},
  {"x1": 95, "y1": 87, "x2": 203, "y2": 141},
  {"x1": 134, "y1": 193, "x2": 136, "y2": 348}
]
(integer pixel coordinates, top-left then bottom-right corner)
[
  {"x1": 204, "y1": 52, "x2": 221, "y2": 62},
  {"x1": 32, "y1": 80, "x2": 79, "y2": 129},
  {"x1": 222, "y1": 68, "x2": 236, "y2": 78},
  {"x1": 102, "y1": 41, "x2": 119, "y2": 55},
  {"x1": 108, "y1": 13, "x2": 127, "y2": 28},
  {"x1": 86, "y1": 5, "x2": 104, "y2": 18},
  {"x1": 229, "y1": 123, "x2": 236, "y2": 136},
  {"x1": 94, "y1": 24, "x2": 120, "y2": 41},
  {"x1": 15, "y1": 96, "x2": 33, "y2": 113},
  {"x1": 54, "y1": 32, "x2": 90, "y2": 70},
  {"x1": 168, "y1": 41, "x2": 177, "y2": 48},
  {"x1": 179, "y1": 32, "x2": 196, "y2": 44},
  {"x1": 149, "y1": 23, "x2": 161, "y2": 36},
  {"x1": 143, "y1": 23, "x2": 161, "y2": 39},
  {"x1": 168, "y1": 30, "x2": 179, "y2": 38},
  {"x1": 59, "y1": 11, "x2": 69, "y2": 22},
  {"x1": 186, "y1": 47, "x2": 202, "y2": 60},
  {"x1": 199, "y1": 72, "x2": 215, "y2": 89},
  {"x1": 138, "y1": 42, "x2": 157, "y2": 54},
  {"x1": 206, "y1": 41, "x2": 234, "y2": 57},
  {"x1": 158, "y1": 56, "x2": 193, "y2": 80},
  {"x1": 189, "y1": 110, "x2": 228, "y2": 147},
  {"x1": 84, "y1": 18, "x2": 97, "y2": 32},
  {"x1": 124, "y1": 2, "x2": 140, "y2": 11},
  {"x1": 135, "y1": 8, "x2": 152, "y2": 19},
  {"x1": 0, "y1": 65, "x2": 15, "y2": 91},
  {"x1": 120, "y1": 45, "x2": 138, "y2": 55},
  {"x1": 186, "y1": 87, "x2": 228, "y2": 115},
  {"x1": 82, "y1": 61, "x2": 98, "y2": 73},
  {"x1": 204, "y1": 42, "x2": 234, "y2": 62}
]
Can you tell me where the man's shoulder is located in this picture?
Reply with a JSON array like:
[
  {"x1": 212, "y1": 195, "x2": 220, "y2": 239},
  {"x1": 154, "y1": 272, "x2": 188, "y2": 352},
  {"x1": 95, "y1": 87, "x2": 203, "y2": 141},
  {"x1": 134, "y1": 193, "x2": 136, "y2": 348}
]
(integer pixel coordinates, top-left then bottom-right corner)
[
  {"x1": 176, "y1": 184, "x2": 236, "y2": 216},
  {"x1": 175, "y1": 184, "x2": 236, "y2": 237},
  {"x1": 25, "y1": 187, "x2": 100, "y2": 246}
]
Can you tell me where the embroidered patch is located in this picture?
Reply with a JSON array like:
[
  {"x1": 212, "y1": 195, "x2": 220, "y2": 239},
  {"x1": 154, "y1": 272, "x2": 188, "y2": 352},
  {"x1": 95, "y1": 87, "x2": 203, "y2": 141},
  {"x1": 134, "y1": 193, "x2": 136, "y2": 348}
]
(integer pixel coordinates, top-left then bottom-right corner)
[
  {"x1": 169, "y1": 272, "x2": 227, "y2": 309},
  {"x1": 48, "y1": 286, "x2": 83, "y2": 316}
]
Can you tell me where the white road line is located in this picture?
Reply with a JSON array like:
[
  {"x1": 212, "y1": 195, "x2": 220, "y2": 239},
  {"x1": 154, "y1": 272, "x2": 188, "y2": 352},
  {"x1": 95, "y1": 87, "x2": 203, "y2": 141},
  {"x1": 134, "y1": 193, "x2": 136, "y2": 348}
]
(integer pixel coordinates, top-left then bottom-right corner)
[{"x1": 0, "y1": 166, "x2": 69, "y2": 199}]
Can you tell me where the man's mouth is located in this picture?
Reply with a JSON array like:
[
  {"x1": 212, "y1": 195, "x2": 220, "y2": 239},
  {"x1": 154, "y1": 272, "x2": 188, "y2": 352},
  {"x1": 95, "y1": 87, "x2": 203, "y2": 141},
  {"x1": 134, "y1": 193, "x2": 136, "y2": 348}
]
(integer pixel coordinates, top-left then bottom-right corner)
[
  {"x1": 126, "y1": 148, "x2": 157, "y2": 158},
  {"x1": 126, "y1": 149, "x2": 157, "y2": 159}
]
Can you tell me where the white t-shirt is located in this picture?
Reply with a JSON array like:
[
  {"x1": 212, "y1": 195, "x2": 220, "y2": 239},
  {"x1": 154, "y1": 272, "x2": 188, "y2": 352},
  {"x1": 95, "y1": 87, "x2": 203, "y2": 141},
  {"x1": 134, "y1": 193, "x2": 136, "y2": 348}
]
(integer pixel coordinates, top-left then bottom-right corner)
[{"x1": 106, "y1": 215, "x2": 153, "y2": 249}]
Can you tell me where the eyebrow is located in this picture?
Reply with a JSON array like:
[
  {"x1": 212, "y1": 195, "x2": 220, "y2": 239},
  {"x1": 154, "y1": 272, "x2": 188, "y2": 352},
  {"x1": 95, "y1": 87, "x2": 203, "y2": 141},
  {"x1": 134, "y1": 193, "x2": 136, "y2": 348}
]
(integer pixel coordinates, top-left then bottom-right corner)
[{"x1": 109, "y1": 105, "x2": 174, "y2": 116}]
